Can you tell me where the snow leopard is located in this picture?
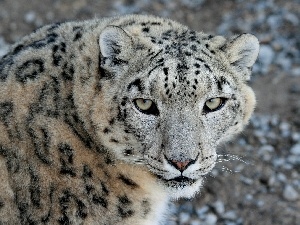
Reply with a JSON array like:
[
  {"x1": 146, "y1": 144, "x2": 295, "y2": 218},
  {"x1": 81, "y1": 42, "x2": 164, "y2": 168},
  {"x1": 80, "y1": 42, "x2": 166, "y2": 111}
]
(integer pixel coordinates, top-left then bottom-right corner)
[{"x1": 0, "y1": 14, "x2": 259, "y2": 225}]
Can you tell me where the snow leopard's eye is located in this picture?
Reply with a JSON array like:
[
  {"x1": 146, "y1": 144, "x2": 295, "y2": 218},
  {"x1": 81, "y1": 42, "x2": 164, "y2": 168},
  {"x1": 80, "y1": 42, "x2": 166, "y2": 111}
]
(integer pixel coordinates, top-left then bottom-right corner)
[
  {"x1": 204, "y1": 97, "x2": 226, "y2": 113},
  {"x1": 134, "y1": 98, "x2": 159, "y2": 116}
]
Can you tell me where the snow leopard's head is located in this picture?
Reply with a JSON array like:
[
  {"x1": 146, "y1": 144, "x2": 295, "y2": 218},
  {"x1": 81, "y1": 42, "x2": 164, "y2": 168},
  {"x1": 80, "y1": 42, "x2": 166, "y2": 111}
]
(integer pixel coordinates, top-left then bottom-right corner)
[{"x1": 90, "y1": 16, "x2": 259, "y2": 199}]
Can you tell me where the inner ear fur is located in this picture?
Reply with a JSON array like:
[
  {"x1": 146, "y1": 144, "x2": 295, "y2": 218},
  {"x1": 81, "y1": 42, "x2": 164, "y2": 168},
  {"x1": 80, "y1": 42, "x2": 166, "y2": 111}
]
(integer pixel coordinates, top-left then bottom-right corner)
[
  {"x1": 224, "y1": 34, "x2": 260, "y2": 80},
  {"x1": 99, "y1": 26, "x2": 134, "y2": 73}
]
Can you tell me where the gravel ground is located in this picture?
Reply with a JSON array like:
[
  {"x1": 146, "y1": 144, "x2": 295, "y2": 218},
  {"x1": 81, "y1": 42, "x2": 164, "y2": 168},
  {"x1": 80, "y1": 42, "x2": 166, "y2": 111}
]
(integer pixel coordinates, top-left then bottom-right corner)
[{"x1": 0, "y1": 0, "x2": 299, "y2": 224}]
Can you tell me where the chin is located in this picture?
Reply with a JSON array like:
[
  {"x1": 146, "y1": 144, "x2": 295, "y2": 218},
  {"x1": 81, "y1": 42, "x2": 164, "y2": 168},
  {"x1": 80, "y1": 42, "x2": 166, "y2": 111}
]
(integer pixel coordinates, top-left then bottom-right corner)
[{"x1": 160, "y1": 176, "x2": 204, "y2": 199}]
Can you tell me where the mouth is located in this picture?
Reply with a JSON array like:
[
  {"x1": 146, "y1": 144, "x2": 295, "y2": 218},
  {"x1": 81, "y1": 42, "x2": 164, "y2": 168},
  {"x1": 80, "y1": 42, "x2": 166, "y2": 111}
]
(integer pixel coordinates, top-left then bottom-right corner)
[{"x1": 157, "y1": 175, "x2": 197, "y2": 187}]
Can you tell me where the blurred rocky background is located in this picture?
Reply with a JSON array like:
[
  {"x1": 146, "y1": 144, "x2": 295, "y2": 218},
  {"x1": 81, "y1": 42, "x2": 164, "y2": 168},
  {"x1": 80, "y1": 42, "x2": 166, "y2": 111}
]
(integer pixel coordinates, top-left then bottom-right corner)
[{"x1": 0, "y1": 0, "x2": 299, "y2": 224}]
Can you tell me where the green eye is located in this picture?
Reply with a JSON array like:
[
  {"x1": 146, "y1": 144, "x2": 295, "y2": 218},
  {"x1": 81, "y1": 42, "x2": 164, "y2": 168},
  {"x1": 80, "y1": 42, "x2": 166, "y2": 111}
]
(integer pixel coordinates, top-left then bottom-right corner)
[
  {"x1": 204, "y1": 97, "x2": 226, "y2": 113},
  {"x1": 135, "y1": 99, "x2": 153, "y2": 110},
  {"x1": 134, "y1": 98, "x2": 159, "y2": 116}
]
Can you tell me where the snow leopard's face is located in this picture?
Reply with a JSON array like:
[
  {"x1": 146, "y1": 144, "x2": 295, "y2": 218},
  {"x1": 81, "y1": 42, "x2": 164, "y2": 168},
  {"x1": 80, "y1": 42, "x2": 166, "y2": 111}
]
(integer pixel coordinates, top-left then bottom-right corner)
[{"x1": 92, "y1": 24, "x2": 258, "y2": 198}]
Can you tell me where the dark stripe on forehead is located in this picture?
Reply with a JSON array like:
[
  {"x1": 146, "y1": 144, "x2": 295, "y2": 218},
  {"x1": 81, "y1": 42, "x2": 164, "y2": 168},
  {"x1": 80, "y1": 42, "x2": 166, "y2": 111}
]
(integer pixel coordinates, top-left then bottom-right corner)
[{"x1": 127, "y1": 78, "x2": 144, "y2": 92}]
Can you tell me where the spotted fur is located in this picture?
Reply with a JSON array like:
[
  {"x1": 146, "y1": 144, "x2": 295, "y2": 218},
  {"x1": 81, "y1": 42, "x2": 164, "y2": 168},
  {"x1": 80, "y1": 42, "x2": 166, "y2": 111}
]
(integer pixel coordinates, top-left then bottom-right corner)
[{"x1": 0, "y1": 14, "x2": 259, "y2": 224}]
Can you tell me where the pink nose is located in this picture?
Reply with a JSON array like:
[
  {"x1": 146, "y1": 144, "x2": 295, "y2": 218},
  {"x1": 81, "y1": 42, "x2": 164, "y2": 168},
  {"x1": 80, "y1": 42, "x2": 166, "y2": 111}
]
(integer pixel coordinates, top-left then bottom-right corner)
[
  {"x1": 171, "y1": 160, "x2": 191, "y2": 171},
  {"x1": 165, "y1": 154, "x2": 199, "y2": 172}
]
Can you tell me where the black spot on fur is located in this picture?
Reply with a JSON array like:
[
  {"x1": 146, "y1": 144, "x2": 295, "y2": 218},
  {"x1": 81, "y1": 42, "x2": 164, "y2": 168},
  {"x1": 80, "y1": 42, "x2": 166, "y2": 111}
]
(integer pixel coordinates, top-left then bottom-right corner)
[
  {"x1": 52, "y1": 42, "x2": 66, "y2": 66},
  {"x1": 64, "y1": 95, "x2": 94, "y2": 149},
  {"x1": 82, "y1": 165, "x2": 93, "y2": 178},
  {"x1": 0, "y1": 56, "x2": 14, "y2": 81},
  {"x1": 101, "y1": 181, "x2": 109, "y2": 195},
  {"x1": 103, "y1": 128, "x2": 110, "y2": 134},
  {"x1": 117, "y1": 107, "x2": 127, "y2": 122},
  {"x1": 58, "y1": 143, "x2": 76, "y2": 177},
  {"x1": 195, "y1": 57, "x2": 204, "y2": 62},
  {"x1": 85, "y1": 185, "x2": 94, "y2": 194},
  {"x1": 142, "y1": 27, "x2": 150, "y2": 32},
  {"x1": 17, "y1": 201, "x2": 33, "y2": 224},
  {"x1": 0, "y1": 101, "x2": 13, "y2": 125},
  {"x1": 204, "y1": 64, "x2": 212, "y2": 72},
  {"x1": 127, "y1": 79, "x2": 143, "y2": 92},
  {"x1": 216, "y1": 76, "x2": 229, "y2": 90},
  {"x1": 92, "y1": 195, "x2": 108, "y2": 208},
  {"x1": 194, "y1": 63, "x2": 200, "y2": 68},
  {"x1": 118, "y1": 174, "x2": 139, "y2": 188},
  {"x1": 28, "y1": 33, "x2": 58, "y2": 49},
  {"x1": 59, "y1": 189, "x2": 87, "y2": 223},
  {"x1": 16, "y1": 59, "x2": 45, "y2": 83},
  {"x1": 74, "y1": 31, "x2": 83, "y2": 41},
  {"x1": 110, "y1": 138, "x2": 119, "y2": 143},
  {"x1": 12, "y1": 44, "x2": 25, "y2": 54},
  {"x1": 0, "y1": 200, "x2": 4, "y2": 208},
  {"x1": 29, "y1": 167, "x2": 41, "y2": 207},
  {"x1": 117, "y1": 195, "x2": 134, "y2": 218},
  {"x1": 61, "y1": 63, "x2": 75, "y2": 81},
  {"x1": 151, "y1": 22, "x2": 162, "y2": 25},
  {"x1": 163, "y1": 67, "x2": 169, "y2": 75},
  {"x1": 141, "y1": 199, "x2": 151, "y2": 217},
  {"x1": 76, "y1": 200, "x2": 88, "y2": 219},
  {"x1": 27, "y1": 126, "x2": 52, "y2": 165},
  {"x1": 177, "y1": 63, "x2": 189, "y2": 82},
  {"x1": 109, "y1": 118, "x2": 115, "y2": 125},
  {"x1": 112, "y1": 58, "x2": 128, "y2": 66},
  {"x1": 47, "y1": 22, "x2": 62, "y2": 32},
  {"x1": 201, "y1": 49, "x2": 212, "y2": 58},
  {"x1": 0, "y1": 145, "x2": 20, "y2": 173},
  {"x1": 190, "y1": 45, "x2": 197, "y2": 51}
]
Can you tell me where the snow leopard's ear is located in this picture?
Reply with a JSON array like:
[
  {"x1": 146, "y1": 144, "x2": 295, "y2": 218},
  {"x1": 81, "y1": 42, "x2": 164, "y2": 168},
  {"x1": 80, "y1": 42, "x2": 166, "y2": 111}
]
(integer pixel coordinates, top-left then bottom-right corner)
[
  {"x1": 224, "y1": 34, "x2": 259, "y2": 80},
  {"x1": 99, "y1": 26, "x2": 133, "y2": 76}
]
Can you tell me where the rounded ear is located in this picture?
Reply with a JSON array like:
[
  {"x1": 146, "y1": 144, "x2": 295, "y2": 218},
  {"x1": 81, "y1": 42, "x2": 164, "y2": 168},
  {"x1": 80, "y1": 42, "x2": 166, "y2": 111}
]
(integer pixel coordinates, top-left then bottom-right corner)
[
  {"x1": 225, "y1": 34, "x2": 259, "y2": 80},
  {"x1": 99, "y1": 26, "x2": 133, "y2": 74}
]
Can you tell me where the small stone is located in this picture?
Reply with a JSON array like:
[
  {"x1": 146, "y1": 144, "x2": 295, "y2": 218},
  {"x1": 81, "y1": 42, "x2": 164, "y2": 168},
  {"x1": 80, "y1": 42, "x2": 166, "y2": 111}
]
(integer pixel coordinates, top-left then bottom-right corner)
[
  {"x1": 212, "y1": 200, "x2": 225, "y2": 215},
  {"x1": 277, "y1": 173, "x2": 287, "y2": 182},
  {"x1": 291, "y1": 67, "x2": 300, "y2": 76},
  {"x1": 273, "y1": 158, "x2": 286, "y2": 168},
  {"x1": 256, "y1": 200, "x2": 264, "y2": 207},
  {"x1": 204, "y1": 213, "x2": 217, "y2": 225},
  {"x1": 179, "y1": 212, "x2": 190, "y2": 223},
  {"x1": 258, "y1": 145, "x2": 275, "y2": 153},
  {"x1": 279, "y1": 121, "x2": 291, "y2": 137},
  {"x1": 267, "y1": 15, "x2": 282, "y2": 29},
  {"x1": 287, "y1": 155, "x2": 300, "y2": 165},
  {"x1": 284, "y1": 12, "x2": 299, "y2": 25},
  {"x1": 268, "y1": 175, "x2": 277, "y2": 187},
  {"x1": 190, "y1": 219, "x2": 201, "y2": 225},
  {"x1": 292, "y1": 133, "x2": 300, "y2": 142},
  {"x1": 245, "y1": 194, "x2": 253, "y2": 202},
  {"x1": 289, "y1": 84, "x2": 300, "y2": 94},
  {"x1": 283, "y1": 185, "x2": 299, "y2": 201},
  {"x1": 240, "y1": 175, "x2": 254, "y2": 185},
  {"x1": 196, "y1": 205, "x2": 210, "y2": 217},
  {"x1": 24, "y1": 11, "x2": 36, "y2": 23},
  {"x1": 290, "y1": 143, "x2": 300, "y2": 155},
  {"x1": 223, "y1": 210, "x2": 237, "y2": 220}
]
